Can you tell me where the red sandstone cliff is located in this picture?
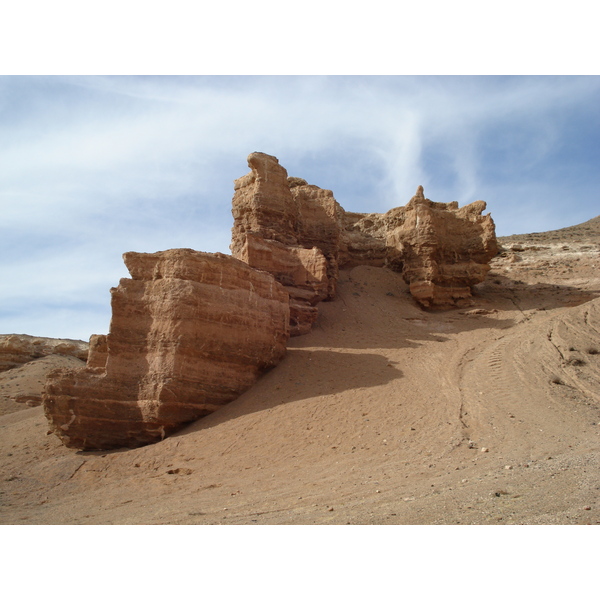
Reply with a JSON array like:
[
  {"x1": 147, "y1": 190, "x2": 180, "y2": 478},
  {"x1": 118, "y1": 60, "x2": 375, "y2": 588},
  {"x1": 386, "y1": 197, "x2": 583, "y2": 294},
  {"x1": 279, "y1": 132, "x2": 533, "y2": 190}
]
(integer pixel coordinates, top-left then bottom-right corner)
[
  {"x1": 41, "y1": 151, "x2": 497, "y2": 451},
  {"x1": 43, "y1": 250, "x2": 290, "y2": 449},
  {"x1": 340, "y1": 186, "x2": 498, "y2": 308},
  {"x1": 231, "y1": 153, "x2": 497, "y2": 331}
]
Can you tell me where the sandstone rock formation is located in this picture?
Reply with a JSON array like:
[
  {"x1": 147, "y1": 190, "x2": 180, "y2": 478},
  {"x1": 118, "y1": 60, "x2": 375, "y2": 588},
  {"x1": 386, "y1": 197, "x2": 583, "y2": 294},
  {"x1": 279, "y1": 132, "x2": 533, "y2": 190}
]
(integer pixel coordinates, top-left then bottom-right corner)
[
  {"x1": 86, "y1": 334, "x2": 108, "y2": 369},
  {"x1": 40, "y1": 151, "x2": 497, "y2": 451},
  {"x1": 43, "y1": 249, "x2": 290, "y2": 450},
  {"x1": 0, "y1": 334, "x2": 88, "y2": 373},
  {"x1": 231, "y1": 153, "x2": 341, "y2": 335},
  {"x1": 231, "y1": 153, "x2": 497, "y2": 332},
  {"x1": 0, "y1": 354, "x2": 87, "y2": 416},
  {"x1": 339, "y1": 186, "x2": 498, "y2": 309}
]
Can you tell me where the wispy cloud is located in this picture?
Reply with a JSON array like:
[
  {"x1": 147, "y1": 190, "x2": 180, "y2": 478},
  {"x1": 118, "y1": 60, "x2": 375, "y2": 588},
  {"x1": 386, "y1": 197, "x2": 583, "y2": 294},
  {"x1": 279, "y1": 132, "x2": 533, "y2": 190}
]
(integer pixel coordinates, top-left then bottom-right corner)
[{"x1": 1, "y1": 75, "x2": 599, "y2": 339}]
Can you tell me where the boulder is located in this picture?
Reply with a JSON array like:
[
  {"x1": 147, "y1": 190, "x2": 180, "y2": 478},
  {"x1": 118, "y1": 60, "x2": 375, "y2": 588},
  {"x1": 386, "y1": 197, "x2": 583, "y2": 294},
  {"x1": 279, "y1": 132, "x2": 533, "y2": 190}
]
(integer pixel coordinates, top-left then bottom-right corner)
[{"x1": 43, "y1": 249, "x2": 290, "y2": 450}]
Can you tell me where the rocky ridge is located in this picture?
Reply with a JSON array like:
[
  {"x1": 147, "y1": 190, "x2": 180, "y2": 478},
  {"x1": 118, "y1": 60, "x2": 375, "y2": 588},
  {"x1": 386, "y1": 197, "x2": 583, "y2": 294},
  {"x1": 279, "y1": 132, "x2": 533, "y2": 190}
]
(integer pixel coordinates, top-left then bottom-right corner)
[
  {"x1": 231, "y1": 152, "x2": 497, "y2": 335},
  {"x1": 1, "y1": 184, "x2": 599, "y2": 524},
  {"x1": 0, "y1": 334, "x2": 88, "y2": 373},
  {"x1": 38, "y1": 151, "x2": 497, "y2": 450}
]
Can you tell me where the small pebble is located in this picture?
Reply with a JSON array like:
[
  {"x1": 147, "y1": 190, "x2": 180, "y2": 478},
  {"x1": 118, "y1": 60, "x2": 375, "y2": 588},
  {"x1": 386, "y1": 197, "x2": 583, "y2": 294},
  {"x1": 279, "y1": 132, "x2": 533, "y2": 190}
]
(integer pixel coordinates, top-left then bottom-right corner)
[
  {"x1": 505, "y1": 465, "x2": 512, "y2": 470},
  {"x1": 328, "y1": 507, "x2": 334, "y2": 512},
  {"x1": 583, "y1": 506, "x2": 591, "y2": 511},
  {"x1": 480, "y1": 447, "x2": 489, "y2": 453}
]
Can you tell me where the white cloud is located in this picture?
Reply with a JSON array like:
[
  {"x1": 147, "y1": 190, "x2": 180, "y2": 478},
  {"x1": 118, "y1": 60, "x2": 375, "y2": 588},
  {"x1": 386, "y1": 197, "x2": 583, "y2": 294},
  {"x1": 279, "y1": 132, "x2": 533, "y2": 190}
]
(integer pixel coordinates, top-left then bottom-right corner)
[{"x1": 1, "y1": 75, "x2": 599, "y2": 338}]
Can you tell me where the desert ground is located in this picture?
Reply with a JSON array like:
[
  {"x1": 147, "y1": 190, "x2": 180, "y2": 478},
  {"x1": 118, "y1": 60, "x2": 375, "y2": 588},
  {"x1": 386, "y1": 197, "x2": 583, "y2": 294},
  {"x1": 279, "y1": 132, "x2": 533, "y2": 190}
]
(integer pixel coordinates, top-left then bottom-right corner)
[{"x1": 1, "y1": 217, "x2": 599, "y2": 525}]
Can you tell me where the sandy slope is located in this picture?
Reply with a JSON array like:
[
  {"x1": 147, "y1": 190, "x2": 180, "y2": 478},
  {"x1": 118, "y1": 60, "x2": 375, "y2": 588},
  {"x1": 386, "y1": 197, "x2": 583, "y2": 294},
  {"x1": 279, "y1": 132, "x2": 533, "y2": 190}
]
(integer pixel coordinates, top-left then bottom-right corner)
[
  {"x1": 1, "y1": 218, "x2": 599, "y2": 525},
  {"x1": 0, "y1": 355, "x2": 86, "y2": 416}
]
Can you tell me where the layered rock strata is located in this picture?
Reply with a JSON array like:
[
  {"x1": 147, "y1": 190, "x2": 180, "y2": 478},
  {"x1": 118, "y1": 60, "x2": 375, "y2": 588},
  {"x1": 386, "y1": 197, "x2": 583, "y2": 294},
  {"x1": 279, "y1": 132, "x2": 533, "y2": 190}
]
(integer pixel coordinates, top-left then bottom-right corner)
[
  {"x1": 43, "y1": 249, "x2": 290, "y2": 450},
  {"x1": 0, "y1": 334, "x2": 88, "y2": 372},
  {"x1": 86, "y1": 334, "x2": 108, "y2": 369},
  {"x1": 231, "y1": 153, "x2": 497, "y2": 332},
  {"x1": 339, "y1": 186, "x2": 498, "y2": 309},
  {"x1": 231, "y1": 152, "x2": 342, "y2": 335},
  {"x1": 41, "y1": 151, "x2": 497, "y2": 451}
]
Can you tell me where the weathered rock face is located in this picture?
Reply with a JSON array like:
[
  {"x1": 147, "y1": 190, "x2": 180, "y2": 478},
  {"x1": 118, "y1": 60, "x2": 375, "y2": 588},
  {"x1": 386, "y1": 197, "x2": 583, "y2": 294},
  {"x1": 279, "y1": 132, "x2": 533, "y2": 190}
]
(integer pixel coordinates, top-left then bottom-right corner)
[
  {"x1": 41, "y1": 151, "x2": 497, "y2": 451},
  {"x1": 0, "y1": 334, "x2": 88, "y2": 373},
  {"x1": 231, "y1": 153, "x2": 497, "y2": 328},
  {"x1": 0, "y1": 355, "x2": 86, "y2": 416},
  {"x1": 340, "y1": 186, "x2": 498, "y2": 309},
  {"x1": 86, "y1": 334, "x2": 108, "y2": 369},
  {"x1": 231, "y1": 153, "x2": 342, "y2": 335},
  {"x1": 43, "y1": 249, "x2": 290, "y2": 450}
]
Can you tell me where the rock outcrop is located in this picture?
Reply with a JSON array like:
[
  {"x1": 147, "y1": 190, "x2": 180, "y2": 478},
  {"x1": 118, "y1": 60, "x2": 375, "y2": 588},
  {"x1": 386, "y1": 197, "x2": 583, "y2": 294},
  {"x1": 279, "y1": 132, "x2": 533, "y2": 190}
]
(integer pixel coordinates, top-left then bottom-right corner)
[
  {"x1": 43, "y1": 250, "x2": 290, "y2": 450},
  {"x1": 0, "y1": 334, "x2": 88, "y2": 373},
  {"x1": 339, "y1": 186, "x2": 498, "y2": 309},
  {"x1": 40, "y1": 151, "x2": 497, "y2": 451},
  {"x1": 231, "y1": 153, "x2": 342, "y2": 335},
  {"x1": 231, "y1": 153, "x2": 497, "y2": 331},
  {"x1": 0, "y1": 354, "x2": 86, "y2": 415}
]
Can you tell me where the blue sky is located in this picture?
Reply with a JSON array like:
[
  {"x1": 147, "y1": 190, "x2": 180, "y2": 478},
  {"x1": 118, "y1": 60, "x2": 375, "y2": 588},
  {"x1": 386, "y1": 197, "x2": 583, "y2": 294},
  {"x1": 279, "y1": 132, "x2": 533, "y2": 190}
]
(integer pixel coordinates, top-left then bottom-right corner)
[{"x1": 1, "y1": 75, "x2": 599, "y2": 340}]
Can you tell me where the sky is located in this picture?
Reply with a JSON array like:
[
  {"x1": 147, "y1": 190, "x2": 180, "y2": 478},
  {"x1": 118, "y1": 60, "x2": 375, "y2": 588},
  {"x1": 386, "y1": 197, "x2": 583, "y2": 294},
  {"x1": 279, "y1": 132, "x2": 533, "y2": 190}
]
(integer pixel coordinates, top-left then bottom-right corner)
[
  {"x1": 1, "y1": 4, "x2": 598, "y2": 587},
  {"x1": 1, "y1": 75, "x2": 599, "y2": 340}
]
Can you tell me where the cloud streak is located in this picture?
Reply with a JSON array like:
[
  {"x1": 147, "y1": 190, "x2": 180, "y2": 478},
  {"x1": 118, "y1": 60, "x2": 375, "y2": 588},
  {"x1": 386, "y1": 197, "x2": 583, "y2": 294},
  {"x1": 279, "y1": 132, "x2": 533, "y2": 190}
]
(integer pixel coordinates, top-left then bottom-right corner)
[{"x1": 1, "y1": 75, "x2": 599, "y2": 340}]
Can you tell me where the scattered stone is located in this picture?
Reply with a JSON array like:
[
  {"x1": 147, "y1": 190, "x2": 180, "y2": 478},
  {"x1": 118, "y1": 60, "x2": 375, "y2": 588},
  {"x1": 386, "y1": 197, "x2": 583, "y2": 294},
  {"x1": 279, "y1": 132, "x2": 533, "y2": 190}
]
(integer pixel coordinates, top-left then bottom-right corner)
[{"x1": 166, "y1": 468, "x2": 193, "y2": 475}]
